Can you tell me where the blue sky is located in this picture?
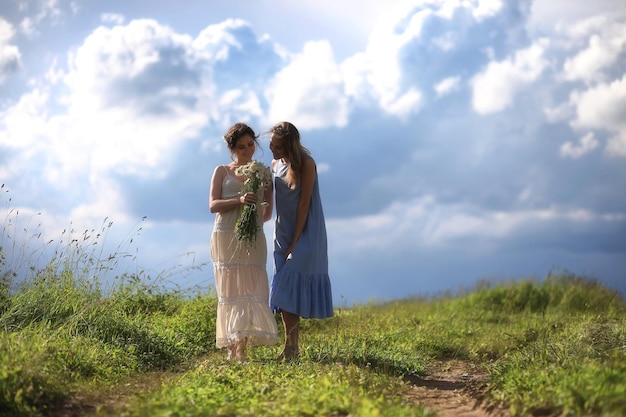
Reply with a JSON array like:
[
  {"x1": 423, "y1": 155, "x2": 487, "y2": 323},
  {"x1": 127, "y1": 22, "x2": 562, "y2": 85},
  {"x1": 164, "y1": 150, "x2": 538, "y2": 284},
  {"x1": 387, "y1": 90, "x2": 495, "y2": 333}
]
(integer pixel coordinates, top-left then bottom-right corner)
[{"x1": 1, "y1": 0, "x2": 625, "y2": 304}]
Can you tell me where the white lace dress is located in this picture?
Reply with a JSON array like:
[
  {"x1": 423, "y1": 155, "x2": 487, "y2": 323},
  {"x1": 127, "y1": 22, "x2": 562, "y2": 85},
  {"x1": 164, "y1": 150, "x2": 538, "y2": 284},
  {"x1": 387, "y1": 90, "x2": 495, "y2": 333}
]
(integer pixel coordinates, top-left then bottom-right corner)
[{"x1": 210, "y1": 166, "x2": 278, "y2": 348}]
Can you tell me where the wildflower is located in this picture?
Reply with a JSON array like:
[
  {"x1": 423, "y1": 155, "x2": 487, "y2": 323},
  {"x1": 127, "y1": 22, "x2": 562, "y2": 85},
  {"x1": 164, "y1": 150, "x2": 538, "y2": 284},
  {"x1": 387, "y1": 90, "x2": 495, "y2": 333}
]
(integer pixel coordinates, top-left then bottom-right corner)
[{"x1": 234, "y1": 161, "x2": 271, "y2": 247}]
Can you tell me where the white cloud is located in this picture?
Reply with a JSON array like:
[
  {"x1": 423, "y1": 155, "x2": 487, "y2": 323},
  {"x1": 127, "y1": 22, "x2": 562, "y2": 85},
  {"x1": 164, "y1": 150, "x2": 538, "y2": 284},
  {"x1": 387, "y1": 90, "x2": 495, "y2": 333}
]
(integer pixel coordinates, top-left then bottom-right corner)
[
  {"x1": 18, "y1": 0, "x2": 65, "y2": 36},
  {"x1": 219, "y1": 89, "x2": 263, "y2": 123},
  {"x1": 570, "y1": 74, "x2": 626, "y2": 156},
  {"x1": 64, "y1": 19, "x2": 197, "y2": 111},
  {"x1": 529, "y1": 0, "x2": 626, "y2": 34},
  {"x1": 560, "y1": 132, "x2": 599, "y2": 158},
  {"x1": 543, "y1": 101, "x2": 574, "y2": 123},
  {"x1": 434, "y1": 76, "x2": 461, "y2": 97},
  {"x1": 433, "y1": 0, "x2": 502, "y2": 21},
  {"x1": 384, "y1": 88, "x2": 423, "y2": 120},
  {"x1": 0, "y1": 18, "x2": 221, "y2": 223},
  {"x1": 0, "y1": 18, "x2": 21, "y2": 83},
  {"x1": 265, "y1": 40, "x2": 349, "y2": 129},
  {"x1": 101, "y1": 13, "x2": 125, "y2": 25},
  {"x1": 431, "y1": 31, "x2": 456, "y2": 51},
  {"x1": 329, "y1": 0, "x2": 508, "y2": 119},
  {"x1": 472, "y1": 39, "x2": 549, "y2": 114},
  {"x1": 55, "y1": 19, "x2": 213, "y2": 176},
  {"x1": 367, "y1": 7, "x2": 429, "y2": 103},
  {"x1": 329, "y1": 196, "x2": 601, "y2": 255},
  {"x1": 0, "y1": 88, "x2": 49, "y2": 149},
  {"x1": 67, "y1": 177, "x2": 132, "y2": 226},
  {"x1": 193, "y1": 18, "x2": 249, "y2": 61},
  {"x1": 337, "y1": 4, "x2": 433, "y2": 119},
  {"x1": 470, "y1": 0, "x2": 503, "y2": 21},
  {"x1": 0, "y1": 15, "x2": 304, "y2": 214},
  {"x1": 563, "y1": 20, "x2": 626, "y2": 84},
  {"x1": 340, "y1": 53, "x2": 372, "y2": 102},
  {"x1": 606, "y1": 132, "x2": 626, "y2": 157}
]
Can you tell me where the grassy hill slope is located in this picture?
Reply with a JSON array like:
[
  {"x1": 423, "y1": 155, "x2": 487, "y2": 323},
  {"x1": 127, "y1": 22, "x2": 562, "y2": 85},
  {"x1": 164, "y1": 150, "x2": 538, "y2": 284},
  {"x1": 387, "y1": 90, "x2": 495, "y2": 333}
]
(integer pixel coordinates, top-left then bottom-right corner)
[{"x1": 1, "y1": 264, "x2": 624, "y2": 416}]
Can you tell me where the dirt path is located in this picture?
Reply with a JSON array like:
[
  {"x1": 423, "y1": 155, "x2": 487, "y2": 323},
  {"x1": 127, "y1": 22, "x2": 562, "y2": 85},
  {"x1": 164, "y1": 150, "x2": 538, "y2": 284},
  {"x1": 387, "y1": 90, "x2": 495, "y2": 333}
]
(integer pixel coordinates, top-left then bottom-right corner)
[
  {"x1": 46, "y1": 359, "x2": 509, "y2": 417},
  {"x1": 44, "y1": 371, "x2": 178, "y2": 417},
  {"x1": 404, "y1": 359, "x2": 510, "y2": 417}
]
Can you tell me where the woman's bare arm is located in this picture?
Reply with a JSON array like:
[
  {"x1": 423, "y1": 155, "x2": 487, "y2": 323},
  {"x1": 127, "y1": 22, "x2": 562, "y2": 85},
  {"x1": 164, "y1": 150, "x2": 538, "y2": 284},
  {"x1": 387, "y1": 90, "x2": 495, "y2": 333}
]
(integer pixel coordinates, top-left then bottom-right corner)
[{"x1": 209, "y1": 165, "x2": 245, "y2": 213}]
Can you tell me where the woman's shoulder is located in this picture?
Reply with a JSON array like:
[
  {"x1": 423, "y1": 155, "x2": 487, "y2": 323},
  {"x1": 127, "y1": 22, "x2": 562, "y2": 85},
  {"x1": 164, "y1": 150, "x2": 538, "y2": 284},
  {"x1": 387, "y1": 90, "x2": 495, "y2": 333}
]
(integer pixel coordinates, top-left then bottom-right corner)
[
  {"x1": 212, "y1": 164, "x2": 229, "y2": 178},
  {"x1": 302, "y1": 155, "x2": 316, "y2": 171}
]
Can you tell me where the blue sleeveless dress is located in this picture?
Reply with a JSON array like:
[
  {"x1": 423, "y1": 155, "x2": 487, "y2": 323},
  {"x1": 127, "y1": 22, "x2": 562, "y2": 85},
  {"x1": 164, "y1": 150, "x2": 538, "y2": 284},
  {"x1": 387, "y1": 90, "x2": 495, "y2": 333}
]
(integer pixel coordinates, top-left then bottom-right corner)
[{"x1": 270, "y1": 159, "x2": 334, "y2": 319}]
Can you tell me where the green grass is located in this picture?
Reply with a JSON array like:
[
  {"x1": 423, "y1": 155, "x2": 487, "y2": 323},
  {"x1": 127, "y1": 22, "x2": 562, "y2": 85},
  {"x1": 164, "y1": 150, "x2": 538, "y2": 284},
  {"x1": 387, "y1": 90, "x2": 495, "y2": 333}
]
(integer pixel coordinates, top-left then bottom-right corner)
[
  {"x1": 1, "y1": 190, "x2": 625, "y2": 416},
  {"x1": 2, "y1": 267, "x2": 624, "y2": 417},
  {"x1": 125, "y1": 359, "x2": 424, "y2": 417}
]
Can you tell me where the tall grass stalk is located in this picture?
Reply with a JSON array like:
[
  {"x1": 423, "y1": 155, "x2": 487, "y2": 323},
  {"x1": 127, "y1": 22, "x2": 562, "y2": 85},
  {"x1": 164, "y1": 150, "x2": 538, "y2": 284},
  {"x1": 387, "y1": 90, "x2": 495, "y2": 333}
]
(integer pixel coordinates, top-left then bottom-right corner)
[{"x1": 0, "y1": 187, "x2": 215, "y2": 416}]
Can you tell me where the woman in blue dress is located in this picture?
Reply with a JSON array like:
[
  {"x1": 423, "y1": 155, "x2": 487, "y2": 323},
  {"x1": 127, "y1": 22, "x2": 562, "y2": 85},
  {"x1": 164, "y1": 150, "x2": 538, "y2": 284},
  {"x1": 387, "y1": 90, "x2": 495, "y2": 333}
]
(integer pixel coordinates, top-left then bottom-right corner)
[{"x1": 268, "y1": 121, "x2": 334, "y2": 361}]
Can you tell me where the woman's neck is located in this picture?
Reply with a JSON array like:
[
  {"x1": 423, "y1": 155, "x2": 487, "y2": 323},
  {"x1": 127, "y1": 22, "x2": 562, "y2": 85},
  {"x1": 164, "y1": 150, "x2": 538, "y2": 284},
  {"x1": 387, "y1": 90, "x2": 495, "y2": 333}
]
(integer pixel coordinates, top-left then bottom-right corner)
[{"x1": 232, "y1": 159, "x2": 251, "y2": 166}]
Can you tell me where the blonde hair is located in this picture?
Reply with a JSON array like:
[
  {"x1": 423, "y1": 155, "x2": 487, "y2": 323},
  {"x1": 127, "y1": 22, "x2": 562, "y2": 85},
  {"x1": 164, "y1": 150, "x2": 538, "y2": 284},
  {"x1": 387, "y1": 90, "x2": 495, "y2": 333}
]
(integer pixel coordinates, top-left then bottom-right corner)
[{"x1": 270, "y1": 121, "x2": 310, "y2": 189}]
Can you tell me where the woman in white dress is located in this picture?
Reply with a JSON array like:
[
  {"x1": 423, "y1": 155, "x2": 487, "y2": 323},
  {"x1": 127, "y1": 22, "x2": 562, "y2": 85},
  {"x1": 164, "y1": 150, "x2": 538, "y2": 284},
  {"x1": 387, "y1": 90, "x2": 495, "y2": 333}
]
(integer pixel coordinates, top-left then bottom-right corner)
[{"x1": 209, "y1": 122, "x2": 278, "y2": 362}]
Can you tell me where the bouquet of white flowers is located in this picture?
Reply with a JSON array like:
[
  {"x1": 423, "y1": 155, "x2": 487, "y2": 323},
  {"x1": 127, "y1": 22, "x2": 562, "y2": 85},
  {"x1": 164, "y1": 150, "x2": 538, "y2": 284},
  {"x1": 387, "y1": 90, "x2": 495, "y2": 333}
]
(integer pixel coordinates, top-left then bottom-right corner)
[{"x1": 235, "y1": 160, "x2": 271, "y2": 246}]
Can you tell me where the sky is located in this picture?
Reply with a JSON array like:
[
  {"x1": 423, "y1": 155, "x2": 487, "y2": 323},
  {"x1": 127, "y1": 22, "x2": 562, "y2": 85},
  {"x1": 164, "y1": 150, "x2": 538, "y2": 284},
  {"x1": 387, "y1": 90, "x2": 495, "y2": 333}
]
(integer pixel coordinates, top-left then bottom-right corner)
[{"x1": 0, "y1": 0, "x2": 625, "y2": 305}]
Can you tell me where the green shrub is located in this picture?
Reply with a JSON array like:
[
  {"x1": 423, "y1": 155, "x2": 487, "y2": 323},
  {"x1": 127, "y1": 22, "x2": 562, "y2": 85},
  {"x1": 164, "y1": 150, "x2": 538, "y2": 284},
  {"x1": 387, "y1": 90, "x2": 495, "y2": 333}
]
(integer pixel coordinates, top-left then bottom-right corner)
[
  {"x1": 0, "y1": 330, "x2": 68, "y2": 417},
  {"x1": 164, "y1": 294, "x2": 218, "y2": 356},
  {"x1": 543, "y1": 272, "x2": 624, "y2": 313},
  {"x1": 0, "y1": 268, "x2": 100, "y2": 331}
]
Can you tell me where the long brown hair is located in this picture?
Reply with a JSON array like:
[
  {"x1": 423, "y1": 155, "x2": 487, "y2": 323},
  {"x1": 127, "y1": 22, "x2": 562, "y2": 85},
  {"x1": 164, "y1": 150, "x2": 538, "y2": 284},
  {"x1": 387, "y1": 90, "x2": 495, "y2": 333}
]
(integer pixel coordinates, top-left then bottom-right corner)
[{"x1": 270, "y1": 121, "x2": 310, "y2": 189}]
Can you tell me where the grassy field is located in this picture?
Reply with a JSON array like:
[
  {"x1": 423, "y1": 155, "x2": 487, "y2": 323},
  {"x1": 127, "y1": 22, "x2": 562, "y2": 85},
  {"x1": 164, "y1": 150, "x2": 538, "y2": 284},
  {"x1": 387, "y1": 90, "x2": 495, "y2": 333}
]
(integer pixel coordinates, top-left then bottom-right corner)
[{"x1": 1, "y1": 202, "x2": 625, "y2": 416}]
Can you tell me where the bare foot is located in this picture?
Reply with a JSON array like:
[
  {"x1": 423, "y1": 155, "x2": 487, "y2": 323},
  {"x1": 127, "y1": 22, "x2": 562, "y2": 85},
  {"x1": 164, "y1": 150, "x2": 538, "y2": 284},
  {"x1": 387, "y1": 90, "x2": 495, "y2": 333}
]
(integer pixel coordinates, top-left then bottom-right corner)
[{"x1": 276, "y1": 347, "x2": 299, "y2": 362}]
